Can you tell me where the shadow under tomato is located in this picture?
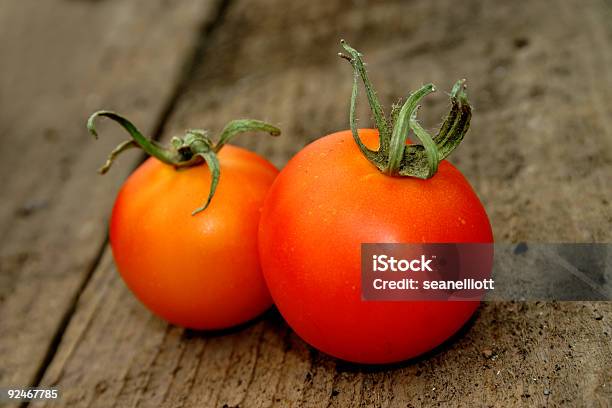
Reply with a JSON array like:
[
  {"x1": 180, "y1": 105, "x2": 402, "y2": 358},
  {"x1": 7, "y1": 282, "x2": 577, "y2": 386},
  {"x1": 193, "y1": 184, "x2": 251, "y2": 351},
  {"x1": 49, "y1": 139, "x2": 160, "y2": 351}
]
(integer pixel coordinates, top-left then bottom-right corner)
[
  {"x1": 180, "y1": 306, "x2": 285, "y2": 339},
  {"x1": 322, "y1": 305, "x2": 483, "y2": 373},
  {"x1": 179, "y1": 302, "x2": 482, "y2": 373}
]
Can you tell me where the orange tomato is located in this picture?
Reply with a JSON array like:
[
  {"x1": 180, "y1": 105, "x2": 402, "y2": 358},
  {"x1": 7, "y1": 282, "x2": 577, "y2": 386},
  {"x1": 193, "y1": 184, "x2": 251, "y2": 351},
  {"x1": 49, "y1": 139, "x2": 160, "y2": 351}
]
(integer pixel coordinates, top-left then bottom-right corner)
[
  {"x1": 110, "y1": 146, "x2": 277, "y2": 329},
  {"x1": 88, "y1": 111, "x2": 281, "y2": 330}
]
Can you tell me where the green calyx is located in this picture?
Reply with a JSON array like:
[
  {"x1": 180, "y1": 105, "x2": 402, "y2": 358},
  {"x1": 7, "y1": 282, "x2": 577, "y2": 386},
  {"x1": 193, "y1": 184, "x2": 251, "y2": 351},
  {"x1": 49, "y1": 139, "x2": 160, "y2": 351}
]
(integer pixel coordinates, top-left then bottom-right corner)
[
  {"x1": 87, "y1": 111, "x2": 280, "y2": 215},
  {"x1": 338, "y1": 40, "x2": 472, "y2": 179}
]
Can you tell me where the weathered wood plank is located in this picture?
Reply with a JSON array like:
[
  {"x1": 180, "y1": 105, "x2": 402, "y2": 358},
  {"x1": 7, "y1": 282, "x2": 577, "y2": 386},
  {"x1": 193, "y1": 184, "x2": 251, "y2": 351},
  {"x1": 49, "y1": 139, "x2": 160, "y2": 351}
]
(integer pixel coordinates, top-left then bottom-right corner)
[
  {"x1": 0, "y1": 0, "x2": 223, "y2": 393},
  {"x1": 35, "y1": 260, "x2": 612, "y2": 407},
  {"x1": 34, "y1": 0, "x2": 612, "y2": 406}
]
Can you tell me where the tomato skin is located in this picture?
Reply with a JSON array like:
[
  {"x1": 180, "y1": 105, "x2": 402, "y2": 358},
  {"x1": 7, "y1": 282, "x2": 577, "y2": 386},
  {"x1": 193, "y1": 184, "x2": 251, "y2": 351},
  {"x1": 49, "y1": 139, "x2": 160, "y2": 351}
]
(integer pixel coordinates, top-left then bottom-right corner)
[
  {"x1": 110, "y1": 145, "x2": 277, "y2": 330},
  {"x1": 258, "y1": 129, "x2": 493, "y2": 363}
]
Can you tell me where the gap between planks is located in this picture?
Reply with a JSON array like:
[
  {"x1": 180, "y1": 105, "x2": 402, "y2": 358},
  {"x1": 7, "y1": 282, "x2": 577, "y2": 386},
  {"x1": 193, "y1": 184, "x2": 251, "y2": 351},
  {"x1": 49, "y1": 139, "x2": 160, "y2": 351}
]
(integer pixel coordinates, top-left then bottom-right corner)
[{"x1": 19, "y1": 0, "x2": 233, "y2": 404}]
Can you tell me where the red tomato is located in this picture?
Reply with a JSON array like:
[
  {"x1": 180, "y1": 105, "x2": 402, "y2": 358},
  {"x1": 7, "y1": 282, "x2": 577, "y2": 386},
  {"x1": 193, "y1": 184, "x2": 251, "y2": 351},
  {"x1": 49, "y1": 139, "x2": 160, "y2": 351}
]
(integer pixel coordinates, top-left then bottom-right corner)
[
  {"x1": 110, "y1": 145, "x2": 277, "y2": 330},
  {"x1": 258, "y1": 130, "x2": 493, "y2": 363}
]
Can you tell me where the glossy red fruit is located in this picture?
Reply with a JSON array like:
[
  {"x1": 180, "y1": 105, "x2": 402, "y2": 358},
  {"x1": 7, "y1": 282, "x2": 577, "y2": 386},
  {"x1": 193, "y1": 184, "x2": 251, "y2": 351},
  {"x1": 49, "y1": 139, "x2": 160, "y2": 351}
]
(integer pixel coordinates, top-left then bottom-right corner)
[{"x1": 258, "y1": 41, "x2": 492, "y2": 363}]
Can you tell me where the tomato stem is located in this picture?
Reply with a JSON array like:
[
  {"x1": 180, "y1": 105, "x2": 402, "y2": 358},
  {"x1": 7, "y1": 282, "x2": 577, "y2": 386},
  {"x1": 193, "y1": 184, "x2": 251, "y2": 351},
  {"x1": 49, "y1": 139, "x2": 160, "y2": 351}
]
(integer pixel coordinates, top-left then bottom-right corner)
[
  {"x1": 339, "y1": 40, "x2": 472, "y2": 179},
  {"x1": 87, "y1": 111, "x2": 280, "y2": 215},
  {"x1": 88, "y1": 111, "x2": 179, "y2": 166},
  {"x1": 215, "y1": 119, "x2": 280, "y2": 152},
  {"x1": 339, "y1": 40, "x2": 390, "y2": 153},
  {"x1": 386, "y1": 83, "x2": 436, "y2": 176}
]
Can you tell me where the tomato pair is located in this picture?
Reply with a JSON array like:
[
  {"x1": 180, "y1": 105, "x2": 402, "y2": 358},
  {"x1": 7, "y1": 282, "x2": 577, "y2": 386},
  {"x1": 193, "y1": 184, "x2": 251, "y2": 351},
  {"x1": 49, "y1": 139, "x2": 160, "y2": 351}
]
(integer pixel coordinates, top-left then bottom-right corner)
[{"x1": 90, "y1": 41, "x2": 492, "y2": 363}]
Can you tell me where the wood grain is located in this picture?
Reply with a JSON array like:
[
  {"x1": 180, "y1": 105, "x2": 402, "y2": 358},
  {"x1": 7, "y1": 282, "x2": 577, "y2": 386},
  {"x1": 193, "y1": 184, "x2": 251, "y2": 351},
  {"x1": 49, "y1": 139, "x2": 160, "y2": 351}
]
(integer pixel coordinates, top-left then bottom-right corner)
[
  {"x1": 34, "y1": 260, "x2": 612, "y2": 407},
  {"x1": 6, "y1": 0, "x2": 612, "y2": 406},
  {"x1": 0, "y1": 0, "x2": 223, "y2": 392}
]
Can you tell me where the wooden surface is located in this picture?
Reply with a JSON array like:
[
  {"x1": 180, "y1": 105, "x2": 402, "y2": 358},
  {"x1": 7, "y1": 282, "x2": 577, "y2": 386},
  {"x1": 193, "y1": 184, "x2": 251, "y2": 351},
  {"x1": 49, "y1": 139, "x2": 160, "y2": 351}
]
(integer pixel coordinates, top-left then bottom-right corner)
[
  {"x1": 1, "y1": 0, "x2": 610, "y2": 407},
  {"x1": 0, "y1": 0, "x2": 224, "y2": 394}
]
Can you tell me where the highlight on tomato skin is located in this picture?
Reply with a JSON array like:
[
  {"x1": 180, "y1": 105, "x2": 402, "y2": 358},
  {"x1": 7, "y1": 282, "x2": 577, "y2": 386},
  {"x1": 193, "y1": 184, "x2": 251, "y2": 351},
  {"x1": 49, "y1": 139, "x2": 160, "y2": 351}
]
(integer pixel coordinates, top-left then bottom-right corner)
[
  {"x1": 88, "y1": 111, "x2": 281, "y2": 330},
  {"x1": 257, "y1": 41, "x2": 493, "y2": 364}
]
